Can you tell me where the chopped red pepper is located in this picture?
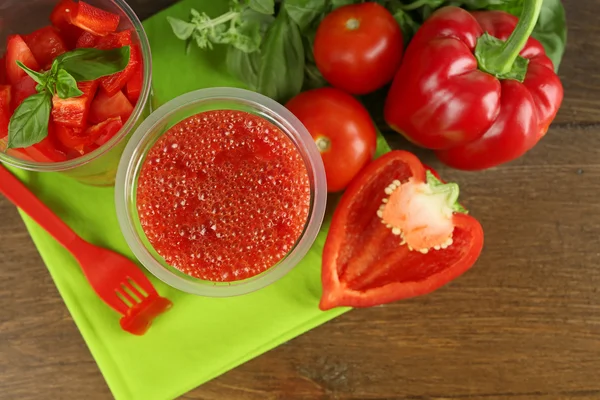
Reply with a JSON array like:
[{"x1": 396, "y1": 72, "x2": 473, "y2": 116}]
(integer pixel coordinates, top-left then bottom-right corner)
[
  {"x1": 384, "y1": 1, "x2": 563, "y2": 171},
  {"x1": 14, "y1": 124, "x2": 68, "y2": 163},
  {"x1": 50, "y1": 0, "x2": 83, "y2": 48},
  {"x1": 89, "y1": 88, "x2": 133, "y2": 124},
  {"x1": 75, "y1": 31, "x2": 99, "y2": 48},
  {"x1": 23, "y1": 26, "x2": 68, "y2": 69},
  {"x1": 126, "y1": 66, "x2": 143, "y2": 104},
  {"x1": 51, "y1": 80, "x2": 99, "y2": 128},
  {"x1": 95, "y1": 29, "x2": 132, "y2": 50},
  {"x1": 320, "y1": 151, "x2": 483, "y2": 310},
  {"x1": 100, "y1": 44, "x2": 140, "y2": 96},
  {"x1": 71, "y1": 1, "x2": 120, "y2": 37},
  {"x1": 55, "y1": 116, "x2": 122, "y2": 154},
  {"x1": 5, "y1": 35, "x2": 40, "y2": 85},
  {"x1": 0, "y1": 85, "x2": 11, "y2": 139},
  {"x1": 90, "y1": 116, "x2": 123, "y2": 147}
]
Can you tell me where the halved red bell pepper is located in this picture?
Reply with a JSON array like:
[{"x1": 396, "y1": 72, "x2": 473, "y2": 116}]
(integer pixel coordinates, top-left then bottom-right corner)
[
  {"x1": 50, "y1": 0, "x2": 83, "y2": 48},
  {"x1": 89, "y1": 89, "x2": 133, "y2": 124},
  {"x1": 70, "y1": 1, "x2": 120, "y2": 37},
  {"x1": 5, "y1": 35, "x2": 40, "y2": 85},
  {"x1": 76, "y1": 31, "x2": 99, "y2": 48},
  {"x1": 320, "y1": 150, "x2": 483, "y2": 310},
  {"x1": 126, "y1": 66, "x2": 143, "y2": 104},
  {"x1": 51, "y1": 80, "x2": 99, "y2": 128},
  {"x1": 0, "y1": 85, "x2": 11, "y2": 139},
  {"x1": 12, "y1": 75, "x2": 37, "y2": 110},
  {"x1": 384, "y1": 0, "x2": 563, "y2": 171},
  {"x1": 23, "y1": 26, "x2": 68, "y2": 69}
]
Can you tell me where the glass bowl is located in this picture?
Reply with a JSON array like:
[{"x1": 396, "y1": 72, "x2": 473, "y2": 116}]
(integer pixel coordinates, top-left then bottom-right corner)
[
  {"x1": 0, "y1": 0, "x2": 152, "y2": 186},
  {"x1": 115, "y1": 87, "x2": 327, "y2": 296}
]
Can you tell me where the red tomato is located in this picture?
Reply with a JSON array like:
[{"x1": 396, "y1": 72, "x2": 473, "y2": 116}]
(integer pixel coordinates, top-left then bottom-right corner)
[
  {"x1": 12, "y1": 75, "x2": 37, "y2": 110},
  {"x1": 0, "y1": 85, "x2": 11, "y2": 139},
  {"x1": 313, "y1": 3, "x2": 403, "y2": 95},
  {"x1": 89, "y1": 90, "x2": 133, "y2": 124},
  {"x1": 71, "y1": 1, "x2": 120, "y2": 37},
  {"x1": 51, "y1": 80, "x2": 99, "y2": 128},
  {"x1": 5, "y1": 35, "x2": 40, "y2": 85},
  {"x1": 286, "y1": 87, "x2": 377, "y2": 192},
  {"x1": 23, "y1": 26, "x2": 68, "y2": 68}
]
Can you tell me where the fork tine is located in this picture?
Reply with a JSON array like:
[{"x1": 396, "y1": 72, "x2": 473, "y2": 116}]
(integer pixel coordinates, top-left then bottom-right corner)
[
  {"x1": 124, "y1": 279, "x2": 147, "y2": 299},
  {"x1": 116, "y1": 287, "x2": 137, "y2": 306}
]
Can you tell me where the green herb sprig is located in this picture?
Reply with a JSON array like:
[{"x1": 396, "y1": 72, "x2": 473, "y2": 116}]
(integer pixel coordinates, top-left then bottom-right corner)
[{"x1": 7, "y1": 46, "x2": 131, "y2": 150}]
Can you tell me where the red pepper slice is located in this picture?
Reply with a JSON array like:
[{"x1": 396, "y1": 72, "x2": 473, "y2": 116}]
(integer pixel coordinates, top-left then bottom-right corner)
[
  {"x1": 56, "y1": 116, "x2": 123, "y2": 154},
  {"x1": 13, "y1": 124, "x2": 68, "y2": 163},
  {"x1": 0, "y1": 85, "x2": 11, "y2": 139},
  {"x1": 320, "y1": 151, "x2": 483, "y2": 310},
  {"x1": 89, "y1": 89, "x2": 133, "y2": 124},
  {"x1": 100, "y1": 44, "x2": 140, "y2": 96},
  {"x1": 51, "y1": 80, "x2": 99, "y2": 128},
  {"x1": 70, "y1": 1, "x2": 120, "y2": 37},
  {"x1": 23, "y1": 26, "x2": 68, "y2": 69},
  {"x1": 5, "y1": 35, "x2": 40, "y2": 86}
]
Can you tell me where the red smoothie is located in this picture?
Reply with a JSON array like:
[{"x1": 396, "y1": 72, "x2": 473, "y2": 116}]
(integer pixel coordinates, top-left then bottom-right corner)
[{"x1": 136, "y1": 110, "x2": 311, "y2": 282}]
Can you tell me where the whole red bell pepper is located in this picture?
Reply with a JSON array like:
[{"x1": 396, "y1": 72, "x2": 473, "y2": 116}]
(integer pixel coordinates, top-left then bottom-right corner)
[
  {"x1": 320, "y1": 150, "x2": 483, "y2": 310},
  {"x1": 384, "y1": 0, "x2": 563, "y2": 171}
]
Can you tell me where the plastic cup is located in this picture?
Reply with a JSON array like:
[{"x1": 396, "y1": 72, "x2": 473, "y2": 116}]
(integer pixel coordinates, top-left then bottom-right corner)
[
  {"x1": 0, "y1": 0, "x2": 152, "y2": 186},
  {"x1": 115, "y1": 87, "x2": 327, "y2": 296}
]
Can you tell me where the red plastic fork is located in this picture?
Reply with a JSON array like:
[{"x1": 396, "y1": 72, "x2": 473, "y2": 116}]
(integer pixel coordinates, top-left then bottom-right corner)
[{"x1": 0, "y1": 165, "x2": 172, "y2": 335}]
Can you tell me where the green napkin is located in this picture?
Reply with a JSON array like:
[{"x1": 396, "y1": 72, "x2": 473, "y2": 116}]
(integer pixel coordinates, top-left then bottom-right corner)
[{"x1": 8, "y1": 1, "x2": 391, "y2": 399}]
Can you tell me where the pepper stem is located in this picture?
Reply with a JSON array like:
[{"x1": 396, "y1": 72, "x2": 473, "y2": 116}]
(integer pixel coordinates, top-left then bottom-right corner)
[{"x1": 475, "y1": 0, "x2": 543, "y2": 82}]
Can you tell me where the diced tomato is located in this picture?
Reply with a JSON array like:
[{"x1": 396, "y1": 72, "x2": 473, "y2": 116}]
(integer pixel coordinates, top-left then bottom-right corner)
[
  {"x1": 101, "y1": 44, "x2": 140, "y2": 96},
  {"x1": 76, "y1": 31, "x2": 99, "y2": 48},
  {"x1": 90, "y1": 116, "x2": 123, "y2": 146},
  {"x1": 5, "y1": 35, "x2": 40, "y2": 85},
  {"x1": 89, "y1": 90, "x2": 133, "y2": 124},
  {"x1": 126, "y1": 66, "x2": 143, "y2": 104},
  {"x1": 23, "y1": 26, "x2": 68, "y2": 69},
  {"x1": 12, "y1": 75, "x2": 37, "y2": 110},
  {"x1": 0, "y1": 56, "x2": 7, "y2": 85},
  {"x1": 49, "y1": 0, "x2": 82, "y2": 48},
  {"x1": 95, "y1": 29, "x2": 132, "y2": 50},
  {"x1": 51, "y1": 80, "x2": 98, "y2": 128},
  {"x1": 71, "y1": 1, "x2": 120, "y2": 37},
  {"x1": 0, "y1": 85, "x2": 11, "y2": 139}
]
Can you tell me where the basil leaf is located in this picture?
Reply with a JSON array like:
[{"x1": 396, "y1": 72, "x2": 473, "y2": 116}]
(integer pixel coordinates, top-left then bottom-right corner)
[
  {"x1": 284, "y1": 0, "x2": 328, "y2": 31},
  {"x1": 331, "y1": 0, "x2": 355, "y2": 9},
  {"x1": 226, "y1": 46, "x2": 260, "y2": 90},
  {"x1": 304, "y1": 62, "x2": 327, "y2": 89},
  {"x1": 249, "y1": 0, "x2": 275, "y2": 15},
  {"x1": 531, "y1": 0, "x2": 566, "y2": 72},
  {"x1": 56, "y1": 46, "x2": 131, "y2": 81},
  {"x1": 167, "y1": 16, "x2": 197, "y2": 40},
  {"x1": 256, "y1": 11, "x2": 305, "y2": 103},
  {"x1": 232, "y1": 19, "x2": 263, "y2": 52},
  {"x1": 16, "y1": 61, "x2": 47, "y2": 86},
  {"x1": 55, "y1": 69, "x2": 84, "y2": 99},
  {"x1": 7, "y1": 92, "x2": 52, "y2": 149},
  {"x1": 390, "y1": 8, "x2": 422, "y2": 44}
]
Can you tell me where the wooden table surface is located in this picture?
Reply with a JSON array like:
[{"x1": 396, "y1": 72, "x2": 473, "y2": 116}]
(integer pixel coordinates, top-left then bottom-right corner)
[{"x1": 2, "y1": 1, "x2": 600, "y2": 399}]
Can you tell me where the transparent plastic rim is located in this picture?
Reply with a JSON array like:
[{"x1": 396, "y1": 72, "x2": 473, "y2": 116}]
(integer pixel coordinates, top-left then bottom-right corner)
[
  {"x1": 0, "y1": 0, "x2": 152, "y2": 172},
  {"x1": 115, "y1": 87, "x2": 327, "y2": 296}
]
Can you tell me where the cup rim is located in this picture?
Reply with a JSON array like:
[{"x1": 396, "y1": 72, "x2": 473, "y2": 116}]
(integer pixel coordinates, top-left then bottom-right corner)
[
  {"x1": 0, "y1": 0, "x2": 153, "y2": 172},
  {"x1": 115, "y1": 87, "x2": 327, "y2": 297}
]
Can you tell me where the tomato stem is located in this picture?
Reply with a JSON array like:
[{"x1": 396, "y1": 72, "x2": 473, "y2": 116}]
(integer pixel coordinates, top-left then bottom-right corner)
[
  {"x1": 315, "y1": 136, "x2": 331, "y2": 152},
  {"x1": 345, "y1": 18, "x2": 360, "y2": 30}
]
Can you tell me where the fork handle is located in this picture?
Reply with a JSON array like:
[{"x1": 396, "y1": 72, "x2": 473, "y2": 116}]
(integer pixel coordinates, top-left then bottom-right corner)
[{"x1": 0, "y1": 165, "x2": 84, "y2": 251}]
